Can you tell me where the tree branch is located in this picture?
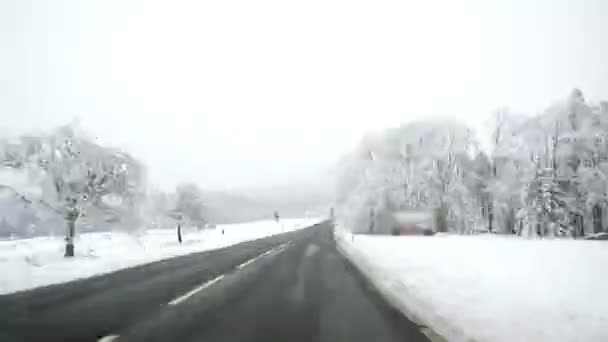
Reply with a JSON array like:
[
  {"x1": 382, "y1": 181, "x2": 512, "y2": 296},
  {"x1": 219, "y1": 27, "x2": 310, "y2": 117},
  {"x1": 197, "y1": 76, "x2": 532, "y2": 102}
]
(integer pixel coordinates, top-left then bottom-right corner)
[{"x1": 0, "y1": 184, "x2": 62, "y2": 214}]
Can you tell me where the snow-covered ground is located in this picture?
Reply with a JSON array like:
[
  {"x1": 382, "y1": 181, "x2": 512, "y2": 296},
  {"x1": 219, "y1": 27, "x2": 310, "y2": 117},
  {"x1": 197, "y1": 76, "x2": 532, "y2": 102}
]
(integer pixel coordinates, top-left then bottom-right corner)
[
  {"x1": 0, "y1": 218, "x2": 322, "y2": 295},
  {"x1": 335, "y1": 226, "x2": 608, "y2": 342}
]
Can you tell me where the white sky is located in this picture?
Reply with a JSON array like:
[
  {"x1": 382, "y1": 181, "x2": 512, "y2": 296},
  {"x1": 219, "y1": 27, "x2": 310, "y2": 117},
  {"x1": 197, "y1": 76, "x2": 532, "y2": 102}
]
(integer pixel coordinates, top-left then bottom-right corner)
[{"x1": 1, "y1": 0, "x2": 608, "y2": 190}]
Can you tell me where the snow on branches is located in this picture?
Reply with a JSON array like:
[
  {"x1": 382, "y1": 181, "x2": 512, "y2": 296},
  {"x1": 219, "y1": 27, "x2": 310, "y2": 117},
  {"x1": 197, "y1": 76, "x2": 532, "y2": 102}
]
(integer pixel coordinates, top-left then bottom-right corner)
[
  {"x1": 336, "y1": 89, "x2": 608, "y2": 237},
  {"x1": 1, "y1": 122, "x2": 146, "y2": 252}
]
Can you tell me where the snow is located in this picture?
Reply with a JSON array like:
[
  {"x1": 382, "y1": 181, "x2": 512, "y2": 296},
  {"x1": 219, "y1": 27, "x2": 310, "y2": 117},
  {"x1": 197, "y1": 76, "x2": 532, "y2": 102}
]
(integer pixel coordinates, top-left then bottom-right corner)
[
  {"x1": 335, "y1": 227, "x2": 608, "y2": 342},
  {"x1": 0, "y1": 218, "x2": 322, "y2": 295}
]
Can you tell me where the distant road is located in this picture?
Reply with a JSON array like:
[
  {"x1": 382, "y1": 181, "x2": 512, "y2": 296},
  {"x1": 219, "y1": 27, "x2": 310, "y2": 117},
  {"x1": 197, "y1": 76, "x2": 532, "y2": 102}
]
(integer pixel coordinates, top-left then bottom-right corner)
[{"x1": 0, "y1": 221, "x2": 430, "y2": 342}]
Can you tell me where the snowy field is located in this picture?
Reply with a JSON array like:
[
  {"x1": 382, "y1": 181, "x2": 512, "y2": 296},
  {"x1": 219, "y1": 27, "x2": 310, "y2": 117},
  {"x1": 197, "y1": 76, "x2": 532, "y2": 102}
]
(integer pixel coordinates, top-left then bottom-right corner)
[
  {"x1": 335, "y1": 227, "x2": 608, "y2": 342},
  {"x1": 0, "y1": 218, "x2": 322, "y2": 295}
]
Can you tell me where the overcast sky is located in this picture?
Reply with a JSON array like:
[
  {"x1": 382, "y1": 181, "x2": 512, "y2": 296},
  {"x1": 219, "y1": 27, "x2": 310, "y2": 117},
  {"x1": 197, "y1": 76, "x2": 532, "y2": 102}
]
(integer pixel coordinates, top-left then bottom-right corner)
[{"x1": 1, "y1": 0, "x2": 607, "y2": 190}]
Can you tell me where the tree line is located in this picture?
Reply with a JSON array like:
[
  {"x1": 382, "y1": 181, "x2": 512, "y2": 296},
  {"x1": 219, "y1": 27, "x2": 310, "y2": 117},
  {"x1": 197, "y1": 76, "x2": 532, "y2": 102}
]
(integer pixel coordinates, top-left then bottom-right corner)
[{"x1": 336, "y1": 89, "x2": 608, "y2": 238}]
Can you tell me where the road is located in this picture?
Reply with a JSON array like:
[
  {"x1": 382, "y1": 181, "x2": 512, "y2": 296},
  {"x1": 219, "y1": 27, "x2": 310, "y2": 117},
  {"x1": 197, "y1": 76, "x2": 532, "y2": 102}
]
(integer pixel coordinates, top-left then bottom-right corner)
[{"x1": 0, "y1": 221, "x2": 430, "y2": 342}]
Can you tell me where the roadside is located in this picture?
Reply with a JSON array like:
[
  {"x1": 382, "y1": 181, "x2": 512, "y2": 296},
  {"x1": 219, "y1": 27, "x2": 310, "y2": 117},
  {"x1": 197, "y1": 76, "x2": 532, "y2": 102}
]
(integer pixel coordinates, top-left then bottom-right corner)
[
  {"x1": 0, "y1": 218, "x2": 322, "y2": 294},
  {"x1": 335, "y1": 225, "x2": 608, "y2": 342},
  {"x1": 0, "y1": 222, "x2": 430, "y2": 342}
]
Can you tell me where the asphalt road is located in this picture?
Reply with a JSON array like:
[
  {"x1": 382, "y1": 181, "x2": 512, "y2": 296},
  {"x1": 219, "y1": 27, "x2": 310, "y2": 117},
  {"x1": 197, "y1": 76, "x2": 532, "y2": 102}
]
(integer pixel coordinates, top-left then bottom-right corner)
[{"x1": 0, "y1": 221, "x2": 430, "y2": 342}]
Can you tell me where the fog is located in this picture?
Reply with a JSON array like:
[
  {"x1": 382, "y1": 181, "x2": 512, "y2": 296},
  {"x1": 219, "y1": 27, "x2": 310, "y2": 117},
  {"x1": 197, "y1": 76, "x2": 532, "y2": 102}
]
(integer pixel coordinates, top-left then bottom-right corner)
[{"x1": 2, "y1": 0, "x2": 608, "y2": 190}]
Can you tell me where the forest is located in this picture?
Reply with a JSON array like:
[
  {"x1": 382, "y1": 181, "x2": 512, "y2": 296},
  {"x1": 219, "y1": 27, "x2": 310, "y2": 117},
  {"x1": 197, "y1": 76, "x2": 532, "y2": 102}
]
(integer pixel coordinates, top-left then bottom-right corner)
[{"x1": 337, "y1": 89, "x2": 608, "y2": 238}]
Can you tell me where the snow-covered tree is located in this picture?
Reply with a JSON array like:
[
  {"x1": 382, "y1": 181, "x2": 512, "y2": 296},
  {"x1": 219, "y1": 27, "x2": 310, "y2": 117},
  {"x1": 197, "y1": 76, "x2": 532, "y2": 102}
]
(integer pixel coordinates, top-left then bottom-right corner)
[
  {"x1": 336, "y1": 120, "x2": 479, "y2": 234},
  {"x1": 496, "y1": 89, "x2": 608, "y2": 237},
  {"x1": 173, "y1": 182, "x2": 206, "y2": 228},
  {"x1": 335, "y1": 89, "x2": 608, "y2": 238},
  {"x1": 483, "y1": 108, "x2": 532, "y2": 234},
  {"x1": 0, "y1": 123, "x2": 146, "y2": 256},
  {"x1": 143, "y1": 188, "x2": 174, "y2": 229}
]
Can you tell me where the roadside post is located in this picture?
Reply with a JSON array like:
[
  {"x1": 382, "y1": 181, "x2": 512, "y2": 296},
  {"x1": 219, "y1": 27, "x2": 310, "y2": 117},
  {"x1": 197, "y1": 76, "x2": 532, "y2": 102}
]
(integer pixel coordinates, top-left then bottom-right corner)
[{"x1": 369, "y1": 207, "x2": 375, "y2": 234}]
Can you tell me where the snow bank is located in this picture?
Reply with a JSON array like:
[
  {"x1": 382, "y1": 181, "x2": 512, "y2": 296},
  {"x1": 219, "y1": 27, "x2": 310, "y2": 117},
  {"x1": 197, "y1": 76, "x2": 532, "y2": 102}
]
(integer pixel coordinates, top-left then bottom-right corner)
[
  {"x1": 335, "y1": 227, "x2": 608, "y2": 342},
  {"x1": 0, "y1": 218, "x2": 322, "y2": 294}
]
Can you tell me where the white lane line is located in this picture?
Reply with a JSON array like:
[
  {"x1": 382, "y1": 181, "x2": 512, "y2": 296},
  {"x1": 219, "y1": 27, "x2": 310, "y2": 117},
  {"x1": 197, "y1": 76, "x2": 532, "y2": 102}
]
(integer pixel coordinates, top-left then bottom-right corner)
[
  {"x1": 168, "y1": 242, "x2": 293, "y2": 305},
  {"x1": 168, "y1": 274, "x2": 225, "y2": 306},
  {"x1": 236, "y1": 256, "x2": 259, "y2": 270},
  {"x1": 271, "y1": 242, "x2": 290, "y2": 255},
  {"x1": 237, "y1": 242, "x2": 292, "y2": 270},
  {"x1": 98, "y1": 335, "x2": 120, "y2": 342}
]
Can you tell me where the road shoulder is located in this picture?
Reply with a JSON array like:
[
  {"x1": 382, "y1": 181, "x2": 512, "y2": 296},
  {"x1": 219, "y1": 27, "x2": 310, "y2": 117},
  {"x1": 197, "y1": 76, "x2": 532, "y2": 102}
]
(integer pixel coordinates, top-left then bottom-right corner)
[{"x1": 333, "y1": 228, "x2": 462, "y2": 342}]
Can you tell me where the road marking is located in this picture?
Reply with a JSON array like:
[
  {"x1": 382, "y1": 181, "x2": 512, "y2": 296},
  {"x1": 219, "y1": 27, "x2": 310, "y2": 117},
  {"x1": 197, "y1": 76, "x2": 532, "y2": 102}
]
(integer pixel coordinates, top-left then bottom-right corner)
[
  {"x1": 236, "y1": 256, "x2": 259, "y2": 269},
  {"x1": 270, "y1": 242, "x2": 287, "y2": 252},
  {"x1": 168, "y1": 242, "x2": 292, "y2": 305},
  {"x1": 168, "y1": 274, "x2": 225, "y2": 306},
  {"x1": 262, "y1": 248, "x2": 275, "y2": 257},
  {"x1": 98, "y1": 335, "x2": 120, "y2": 342},
  {"x1": 237, "y1": 242, "x2": 291, "y2": 270},
  {"x1": 272, "y1": 242, "x2": 290, "y2": 255}
]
